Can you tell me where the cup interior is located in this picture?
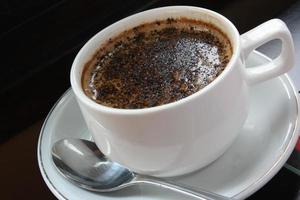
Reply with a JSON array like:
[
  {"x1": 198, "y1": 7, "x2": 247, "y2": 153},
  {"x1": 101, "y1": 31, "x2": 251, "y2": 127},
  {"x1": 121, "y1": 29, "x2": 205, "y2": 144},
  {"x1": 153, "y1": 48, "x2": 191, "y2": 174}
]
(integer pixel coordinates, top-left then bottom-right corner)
[{"x1": 71, "y1": 6, "x2": 240, "y2": 113}]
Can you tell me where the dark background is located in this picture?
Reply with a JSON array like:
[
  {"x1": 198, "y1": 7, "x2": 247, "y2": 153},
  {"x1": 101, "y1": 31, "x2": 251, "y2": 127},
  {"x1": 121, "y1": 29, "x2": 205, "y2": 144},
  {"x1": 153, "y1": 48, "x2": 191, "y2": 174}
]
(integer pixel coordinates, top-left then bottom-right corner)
[{"x1": 0, "y1": 0, "x2": 299, "y2": 199}]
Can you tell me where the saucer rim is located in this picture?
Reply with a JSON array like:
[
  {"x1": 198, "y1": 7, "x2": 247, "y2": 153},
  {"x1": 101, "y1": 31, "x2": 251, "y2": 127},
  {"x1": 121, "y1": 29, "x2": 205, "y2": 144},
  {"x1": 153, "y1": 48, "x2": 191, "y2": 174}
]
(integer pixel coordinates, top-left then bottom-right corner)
[
  {"x1": 37, "y1": 51, "x2": 300, "y2": 200},
  {"x1": 38, "y1": 88, "x2": 72, "y2": 200}
]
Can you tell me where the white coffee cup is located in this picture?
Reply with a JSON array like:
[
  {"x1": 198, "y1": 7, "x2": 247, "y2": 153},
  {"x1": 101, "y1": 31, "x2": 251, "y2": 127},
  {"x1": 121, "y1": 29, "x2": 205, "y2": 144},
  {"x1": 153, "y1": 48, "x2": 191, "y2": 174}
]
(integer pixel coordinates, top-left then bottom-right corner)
[{"x1": 71, "y1": 6, "x2": 294, "y2": 177}]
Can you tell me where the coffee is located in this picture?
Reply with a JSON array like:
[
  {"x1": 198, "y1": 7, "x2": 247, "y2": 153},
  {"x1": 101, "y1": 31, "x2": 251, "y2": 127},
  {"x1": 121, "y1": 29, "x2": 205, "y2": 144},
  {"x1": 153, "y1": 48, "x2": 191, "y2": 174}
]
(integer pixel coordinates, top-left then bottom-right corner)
[{"x1": 82, "y1": 18, "x2": 232, "y2": 109}]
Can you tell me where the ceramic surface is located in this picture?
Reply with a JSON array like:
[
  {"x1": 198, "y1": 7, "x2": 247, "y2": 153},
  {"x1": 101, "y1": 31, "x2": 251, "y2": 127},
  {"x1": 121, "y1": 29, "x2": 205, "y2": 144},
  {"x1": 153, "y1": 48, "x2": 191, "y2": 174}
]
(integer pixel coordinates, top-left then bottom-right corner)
[
  {"x1": 70, "y1": 6, "x2": 295, "y2": 176},
  {"x1": 39, "y1": 51, "x2": 299, "y2": 200}
]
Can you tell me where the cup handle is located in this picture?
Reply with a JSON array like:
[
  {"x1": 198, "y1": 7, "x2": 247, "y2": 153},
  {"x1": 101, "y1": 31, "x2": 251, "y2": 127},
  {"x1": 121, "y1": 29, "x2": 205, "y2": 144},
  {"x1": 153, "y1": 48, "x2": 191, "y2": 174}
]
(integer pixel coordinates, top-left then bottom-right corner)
[{"x1": 241, "y1": 19, "x2": 295, "y2": 85}]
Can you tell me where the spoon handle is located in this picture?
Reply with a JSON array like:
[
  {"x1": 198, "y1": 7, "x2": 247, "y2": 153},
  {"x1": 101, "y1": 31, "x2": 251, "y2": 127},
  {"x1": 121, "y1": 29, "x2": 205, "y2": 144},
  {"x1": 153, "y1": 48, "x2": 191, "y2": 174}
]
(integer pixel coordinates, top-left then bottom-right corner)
[{"x1": 134, "y1": 175, "x2": 233, "y2": 200}]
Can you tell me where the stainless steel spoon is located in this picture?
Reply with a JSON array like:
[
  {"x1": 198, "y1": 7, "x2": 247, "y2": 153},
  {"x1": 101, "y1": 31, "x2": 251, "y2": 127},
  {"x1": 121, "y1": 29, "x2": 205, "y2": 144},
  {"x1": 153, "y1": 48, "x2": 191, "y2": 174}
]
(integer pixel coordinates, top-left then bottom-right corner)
[{"x1": 51, "y1": 138, "x2": 232, "y2": 200}]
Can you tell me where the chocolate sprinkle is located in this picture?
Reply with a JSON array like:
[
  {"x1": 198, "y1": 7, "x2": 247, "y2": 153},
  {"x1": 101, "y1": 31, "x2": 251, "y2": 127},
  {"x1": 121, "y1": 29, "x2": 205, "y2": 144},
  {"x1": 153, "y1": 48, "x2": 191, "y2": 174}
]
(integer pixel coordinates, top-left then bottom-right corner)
[{"x1": 82, "y1": 18, "x2": 232, "y2": 109}]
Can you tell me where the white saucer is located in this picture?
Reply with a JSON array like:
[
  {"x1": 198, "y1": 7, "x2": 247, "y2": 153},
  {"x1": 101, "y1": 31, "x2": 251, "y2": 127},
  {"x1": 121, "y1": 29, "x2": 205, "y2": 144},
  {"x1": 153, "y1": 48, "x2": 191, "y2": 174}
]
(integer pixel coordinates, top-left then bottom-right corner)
[{"x1": 38, "y1": 51, "x2": 300, "y2": 200}]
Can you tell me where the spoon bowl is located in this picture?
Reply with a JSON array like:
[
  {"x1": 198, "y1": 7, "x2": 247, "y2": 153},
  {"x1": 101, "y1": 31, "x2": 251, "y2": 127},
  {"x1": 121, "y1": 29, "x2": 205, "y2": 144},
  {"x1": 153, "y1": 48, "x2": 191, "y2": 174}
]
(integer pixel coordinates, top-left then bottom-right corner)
[
  {"x1": 52, "y1": 139, "x2": 135, "y2": 191},
  {"x1": 52, "y1": 138, "x2": 232, "y2": 200}
]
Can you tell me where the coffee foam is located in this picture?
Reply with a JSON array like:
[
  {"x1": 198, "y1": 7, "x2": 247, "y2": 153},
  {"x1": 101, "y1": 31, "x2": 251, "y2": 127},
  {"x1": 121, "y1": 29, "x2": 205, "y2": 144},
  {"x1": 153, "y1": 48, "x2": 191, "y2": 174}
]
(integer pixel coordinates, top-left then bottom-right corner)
[{"x1": 82, "y1": 18, "x2": 232, "y2": 109}]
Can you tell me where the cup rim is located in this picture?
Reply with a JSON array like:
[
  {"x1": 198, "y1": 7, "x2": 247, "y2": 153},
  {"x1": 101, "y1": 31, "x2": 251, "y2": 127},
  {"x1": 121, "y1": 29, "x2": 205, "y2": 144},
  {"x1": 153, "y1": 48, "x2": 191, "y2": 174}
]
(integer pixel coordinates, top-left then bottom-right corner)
[{"x1": 71, "y1": 6, "x2": 241, "y2": 115}]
